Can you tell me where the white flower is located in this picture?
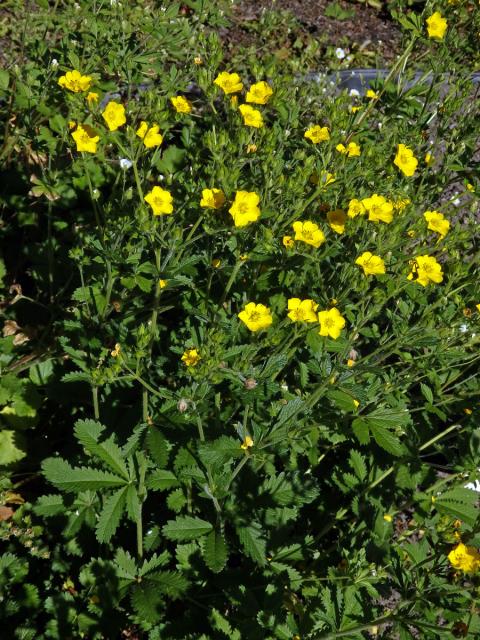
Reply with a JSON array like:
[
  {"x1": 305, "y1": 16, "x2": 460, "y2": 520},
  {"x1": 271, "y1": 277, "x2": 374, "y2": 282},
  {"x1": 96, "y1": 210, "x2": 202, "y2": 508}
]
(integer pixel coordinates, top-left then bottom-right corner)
[
  {"x1": 452, "y1": 198, "x2": 461, "y2": 206},
  {"x1": 459, "y1": 324, "x2": 468, "y2": 333},
  {"x1": 119, "y1": 158, "x2": 133, "y2": 170},
  {"x1": 464, "y1": 480, "x2": 480, "y2": 493},
  {"x1": 349, "y1": 89, "x2": 360, "y2": 97},
  {"x1": 51, "y1": 58, "x2": 59, "y2": 68},
  {"x1": 335, "y1": 48, "x2": 346, "y2": 60}
]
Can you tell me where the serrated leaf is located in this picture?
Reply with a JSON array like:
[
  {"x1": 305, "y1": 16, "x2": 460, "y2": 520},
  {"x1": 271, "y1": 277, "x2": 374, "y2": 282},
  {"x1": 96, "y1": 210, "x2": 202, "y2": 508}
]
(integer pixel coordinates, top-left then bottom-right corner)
[
  {"x1": 115, "y1": 548, "x2": 137, "y2": 581},
  {"x1": 147, "y1": 570, "x2": 189, "y2": 597},
  {"x1": 237, "y1": 522, "x2": 266, "y2": 566},
  {"x1": 126, "y1": 484, "x2": 141, "y2": 522},
  {"x1": 210, "y1": 607, "x2": 241, "y2": 640},
  {"x1": 146, "y1": 469, "x2": 178, "y2": 491},
  {"x1": 370, "y1": 424, "x2": 403, "y2": 456},
  {"x1": 33, "y1": 494, "x2": 64, "y2": 517},
  {"x1": 202, "y1": 528, "x2": 228, "y2": 573},
  {"x1": 139, "y1": 551, "x2": 169, "y2": 577},
  {"x1": 435, "y1": 487, "x2": 478, "y2": 527},
  {"x1": 95, "y1": 486, "x2": 128, "y2": 543},
  {"x1": 275, "y1": 397, "x2": 307, "y2": 429},
  {"x1": 42, "y1": 458, "x2": 127, "y2": 492},
  {"x1": 74, "y1": 419, "x2": 129, "y2": 479},
  {"x1": 167, "y1": 488, "x2": 187, "y2": 513},
  {"x1": 349, "y1": 450, "x2": 367, "y2": 481},
  {"x1": 145, "y1": 427, "x2": 169, "y2": 467},
  {"x1": 420, "y1": 383, "x2": 434, "y2": 404},
  {"x1": 162, "y1": 515, "x2": 212, "y2": 541},
  {"x1": 131, "y1": 583, "x2": 163, "y2": 624},
  {"x1": 351, "y1": 418, "x2": 370, "y2": 445}
]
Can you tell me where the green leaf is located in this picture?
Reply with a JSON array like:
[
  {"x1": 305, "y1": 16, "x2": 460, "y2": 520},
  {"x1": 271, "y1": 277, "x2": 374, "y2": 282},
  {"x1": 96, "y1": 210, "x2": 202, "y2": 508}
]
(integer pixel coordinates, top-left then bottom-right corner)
[
  {"x1": 145, "y1": 427, "x2": 169, "y2": 467},
  {"x1": 146, "y1": 469, "x2": 179, "y2": 491},
  {"x1": 420, "y1": 383, "x2": 434, "y2": 404},
  {"x1": 202, "y1": 528, "x2": 228, "y2": 573},
  {"x1": 42, "y1": 458, "x2": 127, "y2": 492},
  {"x1": 0, "y1": 430, "x2": 26, "y2": 465},
  {"x1": 237, "y1": 522, "x2": 267, "y2": 566},
  {"x1": 370, "y1": 424, "x2": 404, "y2": 456},
  {"x1": 167, "y1": 488, "x2": 187, "y2": 513},
  {"x1": 131, "y1": 583, "x2": 163, "y2": 624},
  {"x1": 162, "y1": 515, "x2": 213, "y2": 541},
  {"x1": 74, "y1": 419, "x2": 129, "y2": 479},
  {"x1": 351, "y1": 418, "x2": 370, "y2": 445},
  {"x1": 33, "y1": 494, "x2": 64, "y2": 517},
  {"x1": 435, "y1": 487, "x2": 478, "y2": 527},
  {"x1": 95, "y1": 486, "x2": 128, "y2": 543},
  {"x1": 349, "y1": 450, "x2": 367, "y2": 481},
  {"x1": 126, "y1": 484, "x2": 141, "y2": 522},
  {"x1": 139, "y1": 552, "x2": 169, "y2": 577},
  {"x1": 0, "y1": 69, "x2": 9, "y2": 91},
  {"x1": 147, "y1": 570, "x2": 189, "y2": 597},
  {"x1": 115, "y1": 548, "x2": 137, "y2": 581}
]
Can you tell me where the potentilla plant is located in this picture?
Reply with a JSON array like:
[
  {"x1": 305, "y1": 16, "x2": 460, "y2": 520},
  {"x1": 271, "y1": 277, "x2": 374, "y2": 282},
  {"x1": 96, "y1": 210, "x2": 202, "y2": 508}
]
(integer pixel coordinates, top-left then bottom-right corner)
[{"x1": 1, "y1": 1, "x2": 479, "y2": 638}]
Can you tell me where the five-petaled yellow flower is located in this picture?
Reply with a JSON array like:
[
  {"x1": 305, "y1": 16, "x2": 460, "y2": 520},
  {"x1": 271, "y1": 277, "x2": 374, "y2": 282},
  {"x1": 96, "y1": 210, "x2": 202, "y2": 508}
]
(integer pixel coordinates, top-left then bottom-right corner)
[
  {"x1": 347, "y1": 199, "x2": 366, "y2": 218},
  {"x1": 318, "y1": 308, "x2": 346, "y2": 340},
  {"x1": 283, "y1": 235, "x2": 294, "y2": 249},
  {"x1": 362, "y1": 194, "x2": 394, "y2": 224},
  {"x1": 71, "y1": 124, "x2": 100, "y2": 153},
  {"x1": 200, "y1": 188, "x2": 225, "y2": 209},
  {"x1": 241, "y1": 435, "x2": 254, "y2": 450},
  {"x1": 448, "y1": 543, "x2": 480, "y2": 573},
  {"x1": 292, "y1": 221, "x2": 326, "y2": 248},
  {"x1": 102, "y1": 101, "x2": 126, "y2": 131},
  {"x1": 336, "y1": 142, "x2": 361, "y2": 157},
  {"x1": 214, "y1": 71, "x2": 243, "y2": 94},
  {"x1": 407, "y1": 255, "x2": 443, "y2": 286},
  {"x1": 366, "y1": 89, "x2": 379, "y2": 100},
  {"x1": 239, "y1": 104, "x2": 264, "y2": 128},
  {"x1": 170, "y1": 95, "x2": 192, "y2": 113},
  {"x1": 58, "y1": 69, "x2": 92, "y2": 92},
  {"x1": 355, "y1": 252, "x2": 386, "y2": 276},
  {"x1": 304, "y1": 125, "x2": 330, "y2": 144},
  {"x1": 424, "y1": 210, "x2": 450, "y2": 239},
  {"x1": 238, "y1": 302, "x2": 273, "y2": 332},
  {"x1": 229, "y1": 191, "x2": 261, "y2": 227},
  {"x1": 181, "y1": 348, "x2": 201, "y2": 367},
  {"x1": 426, "y1": 12, "x2": 448, "y2": 40},
  {"x1": 144, "y1": 186, "x2": 173, "y2": 216},
  {"x1": 327, "y1": 210, "x2": 347, "y2": 234},
  {"x1": 287, "y1": 298, "x2": 319, "y2": 323},
  {"x1": 394, "y1": 144, "x2": 418, "y2": 177},
  {"x1": 136, "y1": 121, "x2": 163, "y2": 148},
  {"x1": 246, "y1": 81, "x2": 273, "y2": 104},
  {"x1": 86, "y1": 92, "x2": 99, "y2": 105}
]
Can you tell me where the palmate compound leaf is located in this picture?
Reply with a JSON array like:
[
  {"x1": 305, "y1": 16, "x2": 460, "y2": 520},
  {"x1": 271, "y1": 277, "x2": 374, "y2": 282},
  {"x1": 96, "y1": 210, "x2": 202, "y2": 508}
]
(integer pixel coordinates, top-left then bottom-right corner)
[
  {"x1": 202, "y1": 528, "x2": 228, "y2": 573},
  {"x1": 74, "y1": 419, "x2": 129, "y2": 479},
  {"x1": 95, "y1": 485, "x2": 129, "y2": 544},
  {"x1": 42, "y1": 457, "x2": 128, "y2": 493},
  {"x1": 162, "y1": 515, "x2": 213, "y2": 541}
]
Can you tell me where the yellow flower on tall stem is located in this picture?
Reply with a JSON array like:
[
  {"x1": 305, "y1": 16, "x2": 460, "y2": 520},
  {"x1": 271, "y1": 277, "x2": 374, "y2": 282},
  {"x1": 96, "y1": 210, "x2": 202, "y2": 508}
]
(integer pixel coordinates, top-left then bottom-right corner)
[
  {"x1": 423, "y1": 210, "x2": 450, "y2": 239},
  {"x1": 71, "y1": 124, "x2": 99, "y2": 153},
  {"x1": 238, "y1": 303, "x2": 272, "y2": 332},
  {"x1": 136, "y1": 121, "x2": 163, "y2": 148},
  {"x1": 229, "y1": 191, "x2": 260, "y2": 227},
  {"x1": 200, "y1": 188, "x2": 226, "y2": 209},
  {"x1": 58, "y1": 69, "x2": 92, "y2": 92},
  {"x1": 170, "y1": 96, "x2": 192, "y2": 113},
  {"x1": 102, "y1": 101, "x2": 126, "y2": 131},
  {"x1": 144, "y1": 186, "x2": 173, "y2": 215},
  {"x1": 407, "y1": 255, "x2": 443, "y2": 286}
]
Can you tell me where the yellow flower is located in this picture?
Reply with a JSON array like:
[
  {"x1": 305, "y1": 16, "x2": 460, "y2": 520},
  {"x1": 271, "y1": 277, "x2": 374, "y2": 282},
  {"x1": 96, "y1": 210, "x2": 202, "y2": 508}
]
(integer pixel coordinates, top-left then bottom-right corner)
[
  {"x1": 448, "y1": 543, "x2": 480, "y2": 573},
  {"x1": 71, "y1": 124, "x2": 99, "y2": 153},
  {"x1": 181, "y1": 348, "x2": 201, "y2": 367},
  {"x1": 246, "y1": 144, "x2": 257, "y2": 153},
  {"x1": 366, "y1": 89, "x2": 379, "y2": 100},
  {"x1": 136, "y1": 121, "x2": 163, "y2": 148},
  {"x1": 159, "y1": 279, "x2": 168, "y2": 289},
  {"x1": 362, "y1": 194, "x2": 394, "y2": 224},
  {"x1": 347, "y1": 198, "x2": 366, "y2": 218},
  {"x1": 238, "y1": 302, "x2": 273, "y2": 332},
  {"x1": 383, "y1": 514, "x2": 393, "y2": 522},
  {"x1": 229, "y1": 191, "x2": 261, "y2": 227},
  {"x1": 230, "y1": 95, "x2": 238, "y2": 108},
  {"x1": 350, "y1": 105, "x2": 362, "y2": 113},
  {"x1": 212, "y1": 258, "x2": 221, "y2": 268},
  {"x1": 214, "y1": 71, "x2": 243, "y2": 94},
  {"x1": 194, "y1": 56, "x2": 203, "y2": 65},
  {"x1": 426, "y1": 12, "x2": 448, "y2": 40},
  {"x1": 425, "y1": 151, "x2": 434, "y2": 166},
  {"x1": 287, "y1": 298, "x2": 319, "y2": 323},
  {"x1": 347, "y1": 359, "x2": 355, "y2": 367},
  {"x1": 304, "y1": 125, "x2": 330, "y2": 144},
  {"x1": 111, "y1": 343, "x2": 121, "y2": 358},
  {"x1": 353, "y1": 399, "x2": 360, "y2": 408},
  {"x1": 102, "y1": 101, "x2": 126, "y2": 131},
  {"x1": 283, "y1": 235, "x2": 294, "y2": 249},
  {"x1": 327, "y1": 209, "x2": 347, "y2": 234},
  {"x1": 476, "y1": 304, "x2": 480, "y2": 313},
  {"x1": 68, "y1": 120, "x2": 76, "y2": 130},
  {"x1": 355, "y1": 252, "x2": 386, "y2": 276},
  {"x1": 394, "y1": 144, "x2": 418, "y2": 177},
  {"x1": 241, "y1": 435, "x2": 254, "y2": 450},
  {"x1": 200, "y1": 188, "x2": 226, "y2": 209},
  {"x1": 394, "y1": 197, "x2": 411, "y2": 211},
  {"x1": 86, "y1": 92, "x2": 99, "y2": 105},
  {"x1": 464, "y1": 408, "x2": 472, "y2": 415},
  {"x1": 144, "y1": 186, "x2": 173, "y2": 216},
  {"x1": 466, "y1": 183, "x2": 474, "y2": 193},
  {"x1": 407, "y1": 255, "x2": 443, "y2": 286},
  {"x1": 239, "y1": 104, "x2": 264, "y2": 128},
  {"x1": 336, "y1": 142, "x2": 361, "y2": 157},
  {"x1": 318, "y1": 308, "x2": 346, "y2": 340},
  {"x1": 292, "y1": 221, "x2": 325, "y2": 248},
  {"x1": 246, "y1": 81, "x2": 273, "y2": 104},
  {"x1": 240, "y1": 253, "x2": 249, "y2": 261},
  {"x1": 58, "y1": 69, "x2": 92, "y2": 92},
  {"x1": 170, "y1": 95, "x2": 192, "y2": 113},
  {"x1": 423, "y1": 210, "x2": 450, "y2": 239}
]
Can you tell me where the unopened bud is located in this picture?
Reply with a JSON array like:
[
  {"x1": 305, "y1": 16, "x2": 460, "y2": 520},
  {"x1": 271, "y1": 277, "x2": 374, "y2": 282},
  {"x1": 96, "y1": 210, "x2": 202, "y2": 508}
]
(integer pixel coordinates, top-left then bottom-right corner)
[
  {"x1": 244, "y1": 378, "x2": 257, "y2": 390},
  {"x1": 177, "y1": 398, "x2": 189, "y2": 413}
]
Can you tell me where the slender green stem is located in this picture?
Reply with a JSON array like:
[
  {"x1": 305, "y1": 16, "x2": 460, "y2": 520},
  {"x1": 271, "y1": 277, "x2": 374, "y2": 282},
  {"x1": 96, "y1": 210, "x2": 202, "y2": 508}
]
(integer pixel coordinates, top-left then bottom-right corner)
[
  {"x1": 313, "y1": 615, "x2": 394, "y2": 639},
  {"x1": 92, "y1": 385, "x2": 100, "y2": 420},
  {"x1": 142, "y1": 389, "x2": 148, "y2": 422}
]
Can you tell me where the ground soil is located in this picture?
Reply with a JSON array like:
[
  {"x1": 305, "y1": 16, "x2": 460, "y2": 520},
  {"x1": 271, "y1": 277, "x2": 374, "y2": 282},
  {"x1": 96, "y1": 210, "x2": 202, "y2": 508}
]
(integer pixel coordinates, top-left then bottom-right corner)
[{"x1": 222, "y1": 0, "x2": 403, "y2": 64}]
